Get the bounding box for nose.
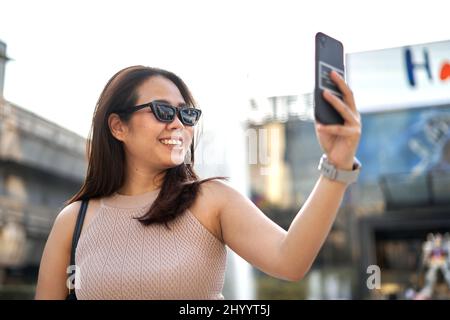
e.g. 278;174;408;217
166;112;185;130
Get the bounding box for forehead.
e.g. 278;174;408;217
136;76;185;105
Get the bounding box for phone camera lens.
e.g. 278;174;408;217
320;36;326;47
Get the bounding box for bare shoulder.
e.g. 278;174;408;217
188;179;239;243
199;179;240;204
197;179;249;218
54;199;102;244
51;201;83;250
55;201;83;227
201;179;249;214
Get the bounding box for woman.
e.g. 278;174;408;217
35;65;361;299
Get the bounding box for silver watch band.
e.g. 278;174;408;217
318;154;361;184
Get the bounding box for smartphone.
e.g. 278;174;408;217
314;32;345;125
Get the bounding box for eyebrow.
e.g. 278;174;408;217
153;99;187;107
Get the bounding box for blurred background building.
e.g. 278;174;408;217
247;39;450;299
0;40;87;298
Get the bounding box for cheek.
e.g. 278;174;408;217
127;121;164;152
132;116;163;137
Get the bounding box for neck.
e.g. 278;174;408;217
117;159;166;196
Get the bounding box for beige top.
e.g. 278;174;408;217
74;188;227;300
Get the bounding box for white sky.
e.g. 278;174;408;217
1;0;450;138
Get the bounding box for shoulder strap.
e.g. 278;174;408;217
70;199;89;268
67;199;89;299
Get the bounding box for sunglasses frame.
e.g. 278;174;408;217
117;101;202;126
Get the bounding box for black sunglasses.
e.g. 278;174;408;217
117;101;202;126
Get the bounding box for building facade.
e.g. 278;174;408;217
247;39;450;299
0;40;87;298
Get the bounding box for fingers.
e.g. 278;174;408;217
329;71;357;112
317;123;360;137
322;89;360;125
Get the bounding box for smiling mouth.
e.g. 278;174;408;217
159;138;184;148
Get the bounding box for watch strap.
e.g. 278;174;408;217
318;154;361;184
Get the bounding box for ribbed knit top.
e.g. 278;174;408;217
74;188;227;300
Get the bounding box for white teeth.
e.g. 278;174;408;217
160;139;182;145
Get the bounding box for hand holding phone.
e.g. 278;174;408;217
314;32;345;125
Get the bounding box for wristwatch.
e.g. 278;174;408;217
318;154;361;185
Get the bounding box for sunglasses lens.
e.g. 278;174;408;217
152;103;200;126
154;104;176;121
180;108;201;126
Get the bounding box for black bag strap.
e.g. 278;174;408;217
67;199;89;298
70;199;89;267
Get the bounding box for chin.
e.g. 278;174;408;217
170;151;188;165
161;156;186;168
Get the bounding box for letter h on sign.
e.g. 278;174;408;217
404;47;433;87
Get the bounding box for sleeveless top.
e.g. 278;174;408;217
74;188;227;300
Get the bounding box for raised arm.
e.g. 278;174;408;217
218;70;361;281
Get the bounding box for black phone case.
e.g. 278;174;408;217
314;32;345;125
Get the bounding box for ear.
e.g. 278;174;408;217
108;113;128;142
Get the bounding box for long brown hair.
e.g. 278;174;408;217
68;65;227;225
